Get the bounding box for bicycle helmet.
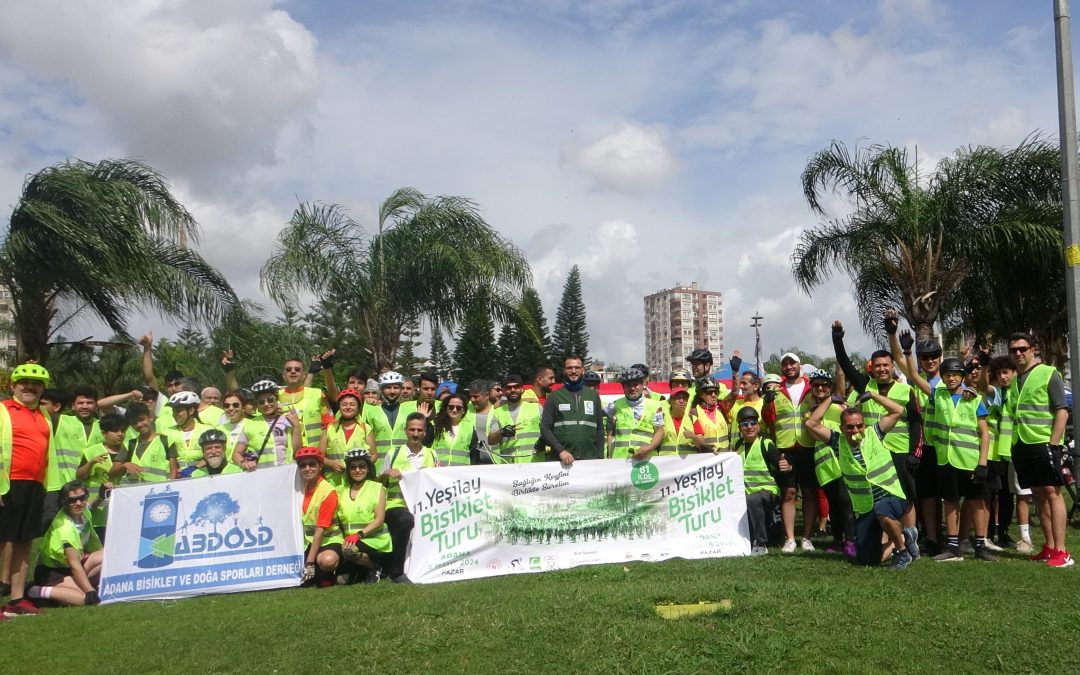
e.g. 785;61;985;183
167;391;200;408
379;371;405;386
10;362;50;384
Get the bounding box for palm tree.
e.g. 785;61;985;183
260;187;532;370
0;159;238;361
792;139;1062;346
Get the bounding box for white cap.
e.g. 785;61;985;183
780;352;801;364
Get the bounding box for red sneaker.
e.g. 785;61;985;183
1047;549;1075;569
1030;545;1054;562
3;599;43;616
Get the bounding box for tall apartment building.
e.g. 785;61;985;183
644;282;723;380
0;284;15;366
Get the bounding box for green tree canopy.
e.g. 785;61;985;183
0;159;237;361
260;188;532;370
550;265;589;365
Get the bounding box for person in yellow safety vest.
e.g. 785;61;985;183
428;394;476;466
728;370;764;448
583;370;603;391
320;389;376;487
336;449;392;585
198;387;225;426
630;363;664;401
379;412;439;583
109;403;179;484
905;356;995;562
276;358;332;449
488;374;545;463
42;386;105;529
838;319;925;555
804;386;912;569
25;480;105;607
234;380;302;470
605;368;664;460
296;446;342;587
75;413;126;542
184;429;243;479
690;378;731;452
220;390;255;461
733;407;789;555
521;365;556;407
686;348;728;402
658;385;709;456
364;371;425;459
981;355;1033;552
1001;332;1073;568
161;391;215;473
797;370;856;557
762;372;813;554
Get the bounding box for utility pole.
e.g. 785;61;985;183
750;312;763;375
1054;0;1080;430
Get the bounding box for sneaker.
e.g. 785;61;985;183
780;539;797;554
997;534;1017;549
824;544;840;553
800;538;815;552
389;574;412;584
981;538;1004;553
750;546;768;556
1047;550;1075;569
974;547;998;562
1030;545;1054;562
363;569;381;585
959;539;974;556
923;540;941;557
0;582;10;598
932;546;964;562
843;540;857;558
903;528;920;561
1016;539;1035;555
889;550;913;570
3;599;43;616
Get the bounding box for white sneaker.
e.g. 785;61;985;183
781;539;797;553
1016;539;1034;554
800;538;815;552
982;538;1004;552
959;540;975;556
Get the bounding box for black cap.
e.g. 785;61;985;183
917;339;943;356
939;357;965;374
687;348;713;363
736;406;760;424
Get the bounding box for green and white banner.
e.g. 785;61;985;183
399;454;750;584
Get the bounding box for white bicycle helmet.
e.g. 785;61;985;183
379;371;405;386
167;391;200;407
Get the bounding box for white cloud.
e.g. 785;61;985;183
564;122;679;194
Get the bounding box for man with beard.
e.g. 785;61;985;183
365;372;421;459
488;374;544;463
186;429;242;478
540;356;605;464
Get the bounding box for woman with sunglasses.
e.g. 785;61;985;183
321;389;376;487
336;449;391;584
733;407;787;555
233;380;302;471
430;394;476;467
26;481;104;606
219;390;254;461
296;446;342;587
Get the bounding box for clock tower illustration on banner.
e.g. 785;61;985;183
137;488;181;569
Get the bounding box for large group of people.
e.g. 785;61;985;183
0;313;1074;616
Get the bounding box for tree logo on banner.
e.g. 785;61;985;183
630;461;659;490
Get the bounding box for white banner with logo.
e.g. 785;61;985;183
99;465;306;603
399;454;750;584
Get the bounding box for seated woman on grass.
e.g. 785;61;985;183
27;481;104;606
336;449;392;584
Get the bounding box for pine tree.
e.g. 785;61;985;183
512;287;552;376
428;325;451;379
453;301;496;386
550;265;589;365
495;323;515;377
397;316;423;375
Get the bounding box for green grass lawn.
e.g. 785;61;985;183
3;537;1079;674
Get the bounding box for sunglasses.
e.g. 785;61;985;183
297;460;320;469
811;382;831;388
843;423;866;431
66;494;89;504
224;402;243;409
348;464;369;471
284;366;303;373
446;405;464;411
919;354;941;360
1008;346;1030;354
739;421;758;427
256;398;277;406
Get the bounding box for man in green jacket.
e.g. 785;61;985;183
540;356;605;464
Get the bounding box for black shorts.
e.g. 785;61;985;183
890;453;917;501
0;480;46;542
783;446;818;490
33;564;71;587
1012;442;1064;489
937;464;992;503
915;445;939;499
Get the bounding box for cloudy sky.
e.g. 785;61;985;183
0;0;1065;370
